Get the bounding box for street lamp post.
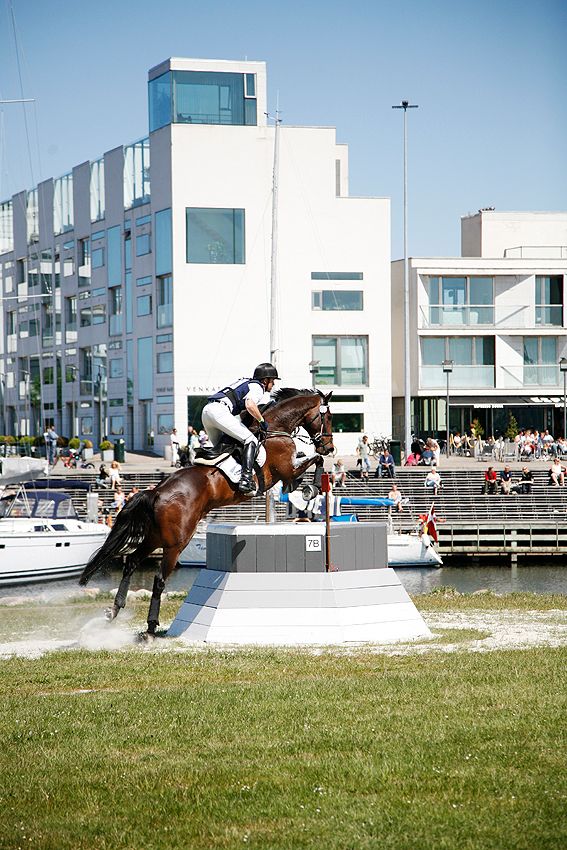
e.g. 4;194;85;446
392;99;418;457
309;360;320;389
560;358;567;440
443;360;453;453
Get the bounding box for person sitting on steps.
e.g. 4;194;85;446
201;363;278;494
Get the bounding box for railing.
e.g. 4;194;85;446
500;364;560;388
157;304;172;328
535;305;563;326
419;304;533;329
421;364;562;390
504;245;567;259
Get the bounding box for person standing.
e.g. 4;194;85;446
170;428;180;466
356;435;372;481
43;425;59;465
187;425;200;465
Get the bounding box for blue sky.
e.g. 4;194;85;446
0;0;565;259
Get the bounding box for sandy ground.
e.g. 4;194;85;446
0;594;566;660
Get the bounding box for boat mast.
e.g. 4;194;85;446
269;101;281;368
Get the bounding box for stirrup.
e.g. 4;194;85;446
238;474;255;494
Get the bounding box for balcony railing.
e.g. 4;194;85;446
421;364;562;390
157;304;173;328
535;305;563;326
420;303;565;329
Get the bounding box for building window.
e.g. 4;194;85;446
81;416;93;435
80;307;92;328
137;337;153;399
136;233;151;256
0;199;13;253
155;208;172;276
157;351;173;373
312;290;363;311
137;294;152;316
312;336;368;386
157;275;172;328
90;159;105;221
78;237;90;267
148;71;172;132
92;304;106;325
311;272;363;281
427;276;494;325
92;247;105;268
124;138;150;208
109;415;124;435
420;336;495;388
523;336;557;385
109;287;123;336
186;208;245;264
333;413;364;433
109;358;124;378
157;413;174;434
535;276;563;326
107;226;121;286
53;173;74;234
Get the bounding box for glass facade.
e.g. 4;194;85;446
107;226;121;286
427;276;494;325
523;336;558;385
149;70;258;132
157;275;172;328
421;336;495;388
124;138;150;208
90;159;105;221
186;208;245;264
137;337;153;399
53;173;74;234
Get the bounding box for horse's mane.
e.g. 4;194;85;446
271;387;319;403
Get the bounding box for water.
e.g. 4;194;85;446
1;562;567;602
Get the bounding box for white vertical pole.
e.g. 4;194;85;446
269;103;281;369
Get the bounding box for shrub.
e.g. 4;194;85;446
4;435;16;445
470;418;484;438
99;440;112;451
68;437;81;450
83;439;93;449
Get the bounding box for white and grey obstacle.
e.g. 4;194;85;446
168;522;431;646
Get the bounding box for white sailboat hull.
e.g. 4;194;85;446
0;520;109;585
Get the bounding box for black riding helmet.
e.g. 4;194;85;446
253;362;279;381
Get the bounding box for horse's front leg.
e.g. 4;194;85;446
289;452;324;490
145;546;179;637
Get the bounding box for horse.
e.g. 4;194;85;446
79;388;334;635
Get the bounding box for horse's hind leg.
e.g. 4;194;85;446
146;547;179;636
105;554;138;621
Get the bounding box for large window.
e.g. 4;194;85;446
107;226;121;286
523;336;557;385
155;208;172;276
136;233;151;256
312;290;363;311
186;208;245;264
0;199;13;253
137;337;153;399
149;70;257;132
53;173;74;234
157;351;173;373
312;336;368;386
427;276;494;325
421;336;495;388
109;287;122;335
157;275;173;328
535;276;563;326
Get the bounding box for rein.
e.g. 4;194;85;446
260;401;331;448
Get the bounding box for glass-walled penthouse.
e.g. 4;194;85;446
149;70;257;131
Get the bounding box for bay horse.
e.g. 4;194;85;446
79;388;334;635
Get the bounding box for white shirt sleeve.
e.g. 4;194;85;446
244;383;265;406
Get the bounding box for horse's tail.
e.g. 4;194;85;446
79;490;156;585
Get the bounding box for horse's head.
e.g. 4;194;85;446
303;391;334;456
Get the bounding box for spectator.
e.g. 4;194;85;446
187;425;200;464
198;429;208;447
356;435;372;481
420;445;434;466
111;485;125;513
331;458;346;488
405;451;421;466
452;432;462;455
515;467;534;495
427;437;441;467
376;448;395;479
126;485;140;502
388;483;403;513
499;465;513;495
170;428;180;466
482;466;498;495
424;466;441;496
43;424;59;465
96;463;111;489
109;460;122;490
549;461;566;487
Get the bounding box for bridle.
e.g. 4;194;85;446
258;400;333;451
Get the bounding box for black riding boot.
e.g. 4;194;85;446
238;442;257;494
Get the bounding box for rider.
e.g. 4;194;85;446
201;363;279;494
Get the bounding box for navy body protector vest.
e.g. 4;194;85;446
208;379;262;416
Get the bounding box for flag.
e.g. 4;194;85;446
425;503;438;543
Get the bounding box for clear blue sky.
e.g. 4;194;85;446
1;0;565;259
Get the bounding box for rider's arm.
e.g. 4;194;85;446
244;397;265;424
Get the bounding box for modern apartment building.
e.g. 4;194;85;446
392;211;567;439
0;57;391;456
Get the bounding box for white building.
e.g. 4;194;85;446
392;210;567;439
0;57;391;456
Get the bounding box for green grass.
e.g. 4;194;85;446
1;647;566;850
414;590;567;611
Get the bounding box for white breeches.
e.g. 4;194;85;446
201;401;257;448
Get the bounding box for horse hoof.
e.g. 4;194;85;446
139;631;155;643
104;605;119;622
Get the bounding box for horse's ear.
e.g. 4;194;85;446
323;391;333;404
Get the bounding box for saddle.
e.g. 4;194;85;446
194;439;240;467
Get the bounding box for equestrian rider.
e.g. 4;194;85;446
201;363;279;493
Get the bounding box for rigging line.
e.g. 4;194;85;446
9;0;36;190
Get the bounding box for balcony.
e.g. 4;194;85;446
420;365;495;389
420;364;561;391
420;304;533;329
535;305;563;327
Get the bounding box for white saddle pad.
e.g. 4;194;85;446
198;445;267;485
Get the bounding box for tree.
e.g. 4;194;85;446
505;414;519;440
